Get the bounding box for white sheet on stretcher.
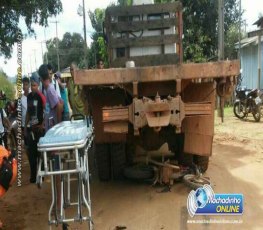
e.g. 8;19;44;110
38;120;92;148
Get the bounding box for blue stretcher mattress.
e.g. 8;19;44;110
38;120;92;148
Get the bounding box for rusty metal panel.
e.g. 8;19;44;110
184;102;212;116
88;88;127;144
182;82;215;156
103;121;128;133
102;106;129;122
184;134;213;156
133;99;148;129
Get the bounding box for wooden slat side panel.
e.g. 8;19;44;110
74;60;240;85
108;18;178;33
109;34;179;48
106;2;182;17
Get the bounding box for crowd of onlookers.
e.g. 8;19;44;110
22;62;85;183
0;60;104;228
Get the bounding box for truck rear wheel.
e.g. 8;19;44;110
194;156;209;173
96;144;111;181
111;143;126;180
173;134;193;167
178;152;193;167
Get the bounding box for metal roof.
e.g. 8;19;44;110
235;36;263;49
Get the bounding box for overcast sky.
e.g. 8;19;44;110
0;0;262;77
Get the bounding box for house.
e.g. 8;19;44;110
238;17;263;89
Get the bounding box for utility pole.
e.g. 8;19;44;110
50;20;60;71
29;55;32;74
218;0;224;60
78;0;88;68
33;49;37;71
40;41;44;63
238;0;241;59
44;28;49;64
83;0;87;47
217;0;225;120
83;0;88;68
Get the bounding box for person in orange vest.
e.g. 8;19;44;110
0;145;17;228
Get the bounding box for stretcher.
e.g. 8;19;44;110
37;117;94;229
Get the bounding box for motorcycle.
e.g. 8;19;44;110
233;86;261;122
0;91;17;150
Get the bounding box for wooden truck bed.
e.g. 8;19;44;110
74;61;240;85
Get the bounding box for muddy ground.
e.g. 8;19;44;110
0;108;263;230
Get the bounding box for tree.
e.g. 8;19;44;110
0;0;63;58
225;23;240;60
154;0;241;62
88;8;108;68
45;32;88;71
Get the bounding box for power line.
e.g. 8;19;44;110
50;20;60;71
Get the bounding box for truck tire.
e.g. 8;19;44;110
173;133;194;167
124;165;154;180
96;144;111;181
194;156;209;173
178;153;193;167
126;143;135;166
110;143;126;180
252;105;261;122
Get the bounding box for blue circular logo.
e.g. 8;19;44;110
195;188;208;208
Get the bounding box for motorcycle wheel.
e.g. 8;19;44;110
233;101;246;119
260;105;263;117
252;105;261;122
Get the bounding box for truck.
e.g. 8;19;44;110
74;1;240;181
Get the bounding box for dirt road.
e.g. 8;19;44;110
1;108;263;230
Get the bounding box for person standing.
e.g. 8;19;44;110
97;59;104;69
39;63;61;98
24;72;45;183
55;72;70;121
47;64;61;98
22;77;30;148
38;64;63;209
39;65;63;129
67;62;85;115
